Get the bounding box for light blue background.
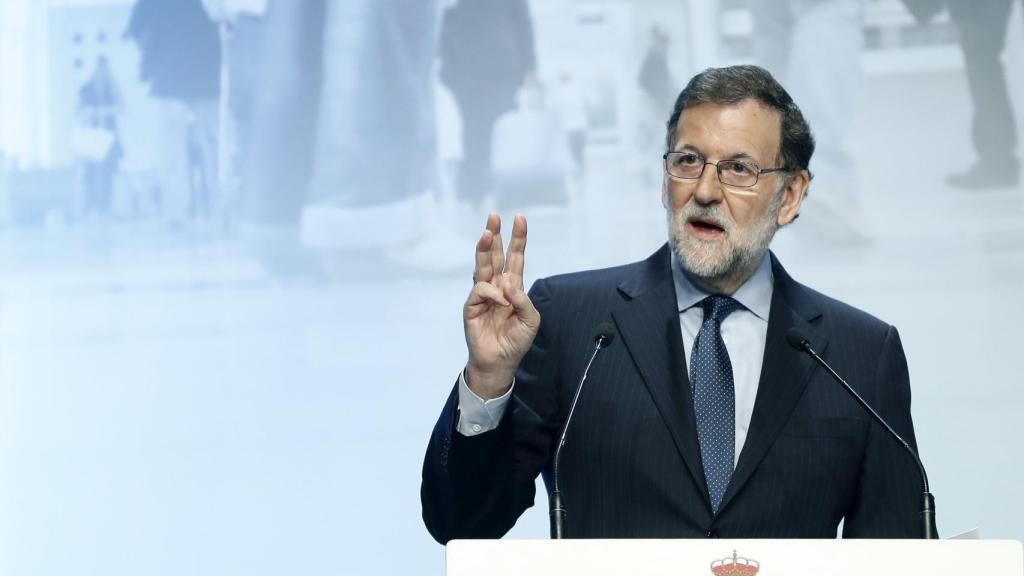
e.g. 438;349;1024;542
1;1;1022;574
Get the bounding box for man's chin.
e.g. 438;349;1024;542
673;241;735;282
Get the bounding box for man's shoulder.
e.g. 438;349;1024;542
530;245;668;302
538;261;640;291
777;264;894;335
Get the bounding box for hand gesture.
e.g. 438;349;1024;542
464;213;540;399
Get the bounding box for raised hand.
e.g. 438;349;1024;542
464;213;540;400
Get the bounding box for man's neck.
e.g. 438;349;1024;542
683;258;763;296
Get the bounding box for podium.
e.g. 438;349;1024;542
447;539;1023;575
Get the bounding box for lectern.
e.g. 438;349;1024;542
447;539;1023;575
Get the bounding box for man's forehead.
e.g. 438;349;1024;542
672;99;782;157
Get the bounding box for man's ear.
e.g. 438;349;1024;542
778;170;809;226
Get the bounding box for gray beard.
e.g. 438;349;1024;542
667;191;783;293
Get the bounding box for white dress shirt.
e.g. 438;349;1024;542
671;251;773;465
457;251;776;466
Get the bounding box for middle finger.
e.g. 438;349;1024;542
487;213;505;285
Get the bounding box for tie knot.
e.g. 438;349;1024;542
701;295;743;323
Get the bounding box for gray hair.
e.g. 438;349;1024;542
665;65;815;174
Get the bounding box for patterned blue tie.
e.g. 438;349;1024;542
690;295;743;514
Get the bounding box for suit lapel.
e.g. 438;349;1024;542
612;245;708;497
717;254;828;514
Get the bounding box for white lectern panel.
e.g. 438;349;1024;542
448;539;1023;576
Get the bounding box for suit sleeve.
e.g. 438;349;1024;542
421;279;561;544
842;325;929;538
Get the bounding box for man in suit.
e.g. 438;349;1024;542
421;65;925;542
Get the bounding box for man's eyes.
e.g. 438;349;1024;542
675;153;702;165
722;161;755;175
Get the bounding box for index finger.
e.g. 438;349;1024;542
474;213;502;283
504;214;528;289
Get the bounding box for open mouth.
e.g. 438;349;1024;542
687;217;726;236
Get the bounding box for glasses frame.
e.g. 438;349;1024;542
662;152;788;189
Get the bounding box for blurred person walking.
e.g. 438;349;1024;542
945;0;1023;189
202;0;327;276
637;25;676;185
126;0;221;225
439;0;537;210
301;0;440;260
76;56;123;217
207;0;325;229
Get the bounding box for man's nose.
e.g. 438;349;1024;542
692;163;725;205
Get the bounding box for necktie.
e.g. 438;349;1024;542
690;295;743;514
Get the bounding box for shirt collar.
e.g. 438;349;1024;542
670;249;774;321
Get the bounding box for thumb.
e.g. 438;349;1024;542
504;279;540;329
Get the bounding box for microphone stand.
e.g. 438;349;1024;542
788;330;937;539
550;331;612;539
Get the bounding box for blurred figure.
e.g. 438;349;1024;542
213;0;325;227
125;0;220;224
197;1;326;277
751;0;865;218
551;70;588;182
301;0;439;254
638;26;675;115
76;56;123;217
943;0;1023;189
637;25;676;184
439;0;537;209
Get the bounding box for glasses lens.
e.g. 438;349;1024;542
718;160;758;187
666;152;704;179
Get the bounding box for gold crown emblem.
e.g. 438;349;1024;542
710;550;760;576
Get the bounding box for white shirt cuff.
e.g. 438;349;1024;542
456;370;513;436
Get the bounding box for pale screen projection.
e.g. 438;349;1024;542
0;0;1022;574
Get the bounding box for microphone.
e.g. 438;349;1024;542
785;327;938;539
550;322;616;539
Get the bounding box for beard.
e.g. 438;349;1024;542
667;189;784;290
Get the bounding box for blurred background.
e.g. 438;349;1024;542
0;0;1022;574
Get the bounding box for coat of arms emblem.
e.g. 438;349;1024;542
710;550;760;576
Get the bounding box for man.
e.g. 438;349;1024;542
421;65;925;541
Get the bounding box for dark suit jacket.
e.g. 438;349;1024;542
422;245;924;542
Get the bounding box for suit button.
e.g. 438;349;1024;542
706;530;719;538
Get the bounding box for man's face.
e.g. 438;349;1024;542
663;99;806;290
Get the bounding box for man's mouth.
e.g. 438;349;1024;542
687;217;726;238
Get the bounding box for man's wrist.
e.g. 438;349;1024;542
464;364;514;400
457;370;514;436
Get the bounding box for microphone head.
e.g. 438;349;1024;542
594;322;617;348
785;328;810;351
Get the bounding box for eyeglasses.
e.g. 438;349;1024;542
663;151;788;188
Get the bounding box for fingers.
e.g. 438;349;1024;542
473;213;529;289
473;229;494;284
485;212;500;236
466;280;510;313
504;214;528;290
473;213;503;285
487;213;505;285
503;276;540;329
